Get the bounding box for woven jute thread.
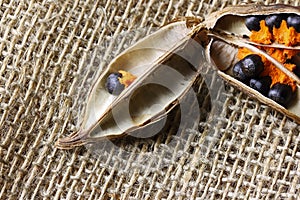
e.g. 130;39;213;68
0;0;300;199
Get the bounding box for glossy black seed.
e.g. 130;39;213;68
232;61;249;83
268;83;293;107
249;76;272;96
265;14;285;30
105;72;124;95
245;16;264;31
241;54;264;77
287;15;300;32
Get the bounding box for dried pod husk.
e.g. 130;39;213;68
56;20;205;149
203;4;300;123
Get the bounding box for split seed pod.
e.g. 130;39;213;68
56;20;205;149
56;4;300;149
202;4;300;123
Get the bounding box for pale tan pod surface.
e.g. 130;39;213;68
83;21;191;130
55;20;206;148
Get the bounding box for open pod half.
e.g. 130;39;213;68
56;21;206;149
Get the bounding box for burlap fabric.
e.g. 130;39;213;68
1;0;300;199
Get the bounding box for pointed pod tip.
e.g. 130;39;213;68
55;134;88;150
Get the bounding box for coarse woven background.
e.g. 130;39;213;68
1;0;300;199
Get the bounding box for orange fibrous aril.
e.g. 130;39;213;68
118;70;137;87
239;18;300;92
273;20;300;46
250;20;273;45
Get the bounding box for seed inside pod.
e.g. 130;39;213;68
293;62;300;77
287;15;300;32
245;16;264;32
241;54;264;77
249;76;272;96
232;54;264;83
106;72;124;95
232;60;250;83
105;70;136;95
268;83;293;107
265;14;286;30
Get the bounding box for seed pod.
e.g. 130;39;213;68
56;20;205;149
204;4;300;122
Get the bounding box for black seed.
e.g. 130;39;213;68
245;16;264;31
232;61;249;83
265;14;285;30
293;64;300;77
105;72;125;95
249;76;272;96
241;54;264;78
287;15;300;32
268;83;293;107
